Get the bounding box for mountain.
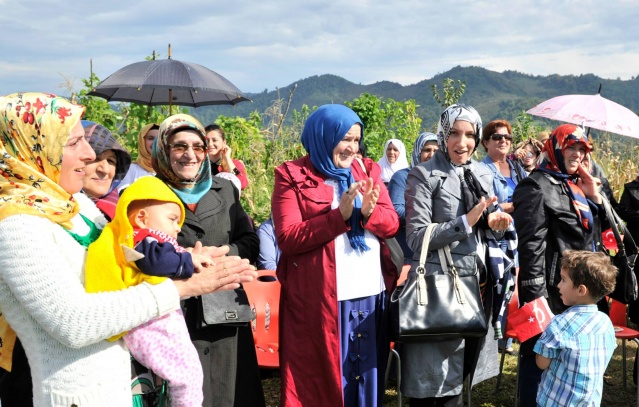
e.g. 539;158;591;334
190;66;639;129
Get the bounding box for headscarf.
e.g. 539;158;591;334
515;137;544;172
85;176;185;341
301;104;369;252
81;120;132;198
152;114;211;204
437;103;482;164
377;138;409;182
136;123;159;173
411;132;438;167
0;92;84;229
437;104;491;214
537;123;593;230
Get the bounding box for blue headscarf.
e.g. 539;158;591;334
301;104;369;252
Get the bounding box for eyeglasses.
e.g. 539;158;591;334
169;143;206;155
489;134;513;141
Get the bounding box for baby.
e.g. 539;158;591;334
86;176;211;407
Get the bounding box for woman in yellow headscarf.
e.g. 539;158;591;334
0;92;256;407
117;122;160;192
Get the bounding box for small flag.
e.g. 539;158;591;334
508;296;554;342
601;228;620;253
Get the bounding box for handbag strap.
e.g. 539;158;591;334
438;246;466;304
416;223;438;305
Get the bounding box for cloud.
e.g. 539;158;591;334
1;0;638;96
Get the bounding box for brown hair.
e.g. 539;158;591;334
481;120;512;151
561;250;618;301
204;124;226;141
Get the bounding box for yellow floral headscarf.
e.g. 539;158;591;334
0;92;84;228
85;176;186;340
136;123;160;173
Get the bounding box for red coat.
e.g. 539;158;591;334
272;156;399;407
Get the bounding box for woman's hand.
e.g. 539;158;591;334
360;177;380;219
466;196;497;227
575;164;603;204
173;255;257;298
487;211;513;232
339;181;366;220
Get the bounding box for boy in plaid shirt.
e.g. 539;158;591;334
534;250;618;406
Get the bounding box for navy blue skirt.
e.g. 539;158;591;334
338;290;388;407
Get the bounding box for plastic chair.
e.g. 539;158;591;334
494;283;521;406
242;269;281;368
608;298;639;393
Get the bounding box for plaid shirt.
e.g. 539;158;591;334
534;304;616;406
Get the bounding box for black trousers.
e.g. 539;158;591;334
0;338;33;407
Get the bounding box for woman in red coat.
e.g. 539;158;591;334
272;104;400;407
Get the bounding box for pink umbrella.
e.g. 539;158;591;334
526;92;639;139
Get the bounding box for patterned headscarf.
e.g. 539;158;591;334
0;92;84;228
411;132;438;167
82;120;132;198
301;104;369;252
136;123;160;173
377;138;409;183
437;104;483;164
152;114;211;204
537;124;593;230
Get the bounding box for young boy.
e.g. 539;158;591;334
534;250;618;406
85;176;211;407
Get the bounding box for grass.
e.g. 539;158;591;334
260;339;638;406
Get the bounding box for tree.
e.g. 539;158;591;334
432;78;466;110
346;93;421;160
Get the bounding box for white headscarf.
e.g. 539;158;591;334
377;138;409;182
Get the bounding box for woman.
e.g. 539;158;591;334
153;114;264;407
118;123;159;192
378;138;409;184
480;120;527;213
403;104;512;407
513;137;543;175
81;121;131;219
205;124;249;190
512;123;605;407
0;93;256;407
272;104;399;407
388;132;439;262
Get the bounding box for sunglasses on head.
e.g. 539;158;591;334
489;134;513;141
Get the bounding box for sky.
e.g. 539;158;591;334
1;0;639;97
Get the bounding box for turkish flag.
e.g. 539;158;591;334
508;297;554;342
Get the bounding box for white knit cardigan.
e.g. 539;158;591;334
0;194;180;407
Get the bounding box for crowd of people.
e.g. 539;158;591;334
0;91;636;407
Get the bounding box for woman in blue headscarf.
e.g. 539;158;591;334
272;104;400;407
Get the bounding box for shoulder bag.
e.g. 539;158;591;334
197;288;255;328
389;223;488;342
601;196;638;304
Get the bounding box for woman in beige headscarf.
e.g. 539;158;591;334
118;123;159;192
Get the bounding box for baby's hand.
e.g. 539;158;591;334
191;253;212;273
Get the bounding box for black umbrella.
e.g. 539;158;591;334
88;48;250;109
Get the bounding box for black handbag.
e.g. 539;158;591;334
197;288;254;328
601;196;638;304
389;223;488;342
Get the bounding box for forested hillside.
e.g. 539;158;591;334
192;65;639;129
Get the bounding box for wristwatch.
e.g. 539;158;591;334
232;167;241;175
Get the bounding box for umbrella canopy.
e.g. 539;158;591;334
526;93;639;139
88;58;250;107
